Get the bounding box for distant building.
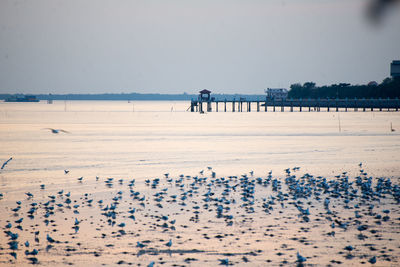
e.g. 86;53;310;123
391;60;400;78
264;88;288;100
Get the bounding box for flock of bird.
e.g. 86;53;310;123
0;163;399;266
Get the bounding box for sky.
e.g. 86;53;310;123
0;0;399;94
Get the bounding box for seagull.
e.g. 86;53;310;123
25;249;38;255
46;234;55;243
27;257;38;264
8;240;18;249
218;258;230;265
136;241;146;248
1;157;13;170
165;239;172;247
64;170;69;174
369;256;377;264
344;245;354;251
297;252;307;263
7;232;19;240
128;208;136;214
43;128;70;134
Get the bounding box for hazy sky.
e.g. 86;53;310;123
0;0;399;94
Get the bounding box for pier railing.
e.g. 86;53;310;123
190;98;400;112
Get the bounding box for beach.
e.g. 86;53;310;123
0;101;399;266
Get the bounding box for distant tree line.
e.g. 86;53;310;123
288;77;400;99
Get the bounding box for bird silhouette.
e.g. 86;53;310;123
1;157;12;169
136;241;146;248
46;234;55;243
1;157;13;170
369;256;377;264
297;252;307;263
43;128;70;134
218;258;229;265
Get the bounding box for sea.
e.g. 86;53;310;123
0;100;399;266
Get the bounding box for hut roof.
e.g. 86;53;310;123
199;89;211;94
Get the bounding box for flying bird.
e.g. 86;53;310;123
1;157;13;170
43;128;70;134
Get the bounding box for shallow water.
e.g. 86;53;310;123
0;101;399;266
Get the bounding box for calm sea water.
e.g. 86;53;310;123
1;100;399;187
0;100;400;266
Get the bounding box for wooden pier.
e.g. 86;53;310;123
190;98;400;112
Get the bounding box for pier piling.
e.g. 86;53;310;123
190;98;400;113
